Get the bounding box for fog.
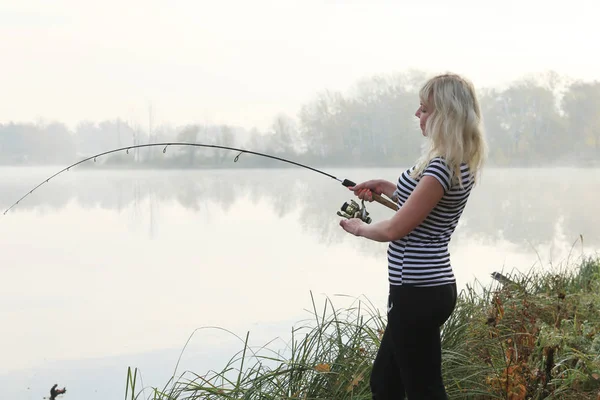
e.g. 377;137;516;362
1;70;599;169
2;0;600;399
1;167;598;400
1;0;600;170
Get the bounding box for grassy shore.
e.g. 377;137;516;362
126;256;600;399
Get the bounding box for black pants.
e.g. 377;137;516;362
370;283;457;400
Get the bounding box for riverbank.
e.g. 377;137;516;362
126;256;600;399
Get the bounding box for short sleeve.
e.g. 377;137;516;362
422;157;452;193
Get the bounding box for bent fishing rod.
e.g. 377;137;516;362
2;142;399;219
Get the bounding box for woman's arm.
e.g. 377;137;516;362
375;179;397;199
340;176;444;242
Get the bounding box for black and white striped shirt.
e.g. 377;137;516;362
388;157;474;287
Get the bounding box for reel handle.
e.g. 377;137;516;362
342;179;399;211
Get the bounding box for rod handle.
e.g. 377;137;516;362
372;193;399;211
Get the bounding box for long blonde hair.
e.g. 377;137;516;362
410;73;487;187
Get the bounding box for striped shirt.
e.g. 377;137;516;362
388;157;474;287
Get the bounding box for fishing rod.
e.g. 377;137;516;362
2;142;399;220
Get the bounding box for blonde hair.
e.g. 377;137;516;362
410;73;487;187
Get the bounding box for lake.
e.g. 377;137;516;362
1;166;599;399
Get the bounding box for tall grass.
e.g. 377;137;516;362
126;256;600;399
441;255;600;399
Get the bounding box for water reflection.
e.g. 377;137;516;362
1;166;599;400
1;166;599;251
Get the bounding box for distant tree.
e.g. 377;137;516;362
298;90;346;159
298;72;425;166
265;114;298;155
176;124;201;165
562;80;600;159
40;121;76;163
480;78;566;165
0;122;35;163
214;124;236;164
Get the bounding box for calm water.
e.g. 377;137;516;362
1;166;599;399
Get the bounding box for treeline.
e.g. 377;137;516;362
1;70;599;167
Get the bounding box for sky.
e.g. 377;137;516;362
1;0;599;132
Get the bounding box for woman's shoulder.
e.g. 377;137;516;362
427;157;471;174
424;157;474;191
424;157;453;177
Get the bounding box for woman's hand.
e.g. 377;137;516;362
348;179;397;202
348;180;382;202
339;218;365;236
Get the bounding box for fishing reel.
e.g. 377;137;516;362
337;199;372;224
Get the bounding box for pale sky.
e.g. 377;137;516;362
1;0;598;131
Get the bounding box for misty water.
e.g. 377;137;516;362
1;166;599;399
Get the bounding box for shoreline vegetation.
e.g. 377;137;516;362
125;254;600;399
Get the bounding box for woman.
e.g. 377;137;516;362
339;73;487;399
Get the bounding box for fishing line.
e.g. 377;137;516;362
2;142;398;216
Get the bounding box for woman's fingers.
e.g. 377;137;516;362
349;181;376;201
357;188;373;201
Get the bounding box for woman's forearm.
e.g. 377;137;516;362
357;219;394;242
377;180;397;199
